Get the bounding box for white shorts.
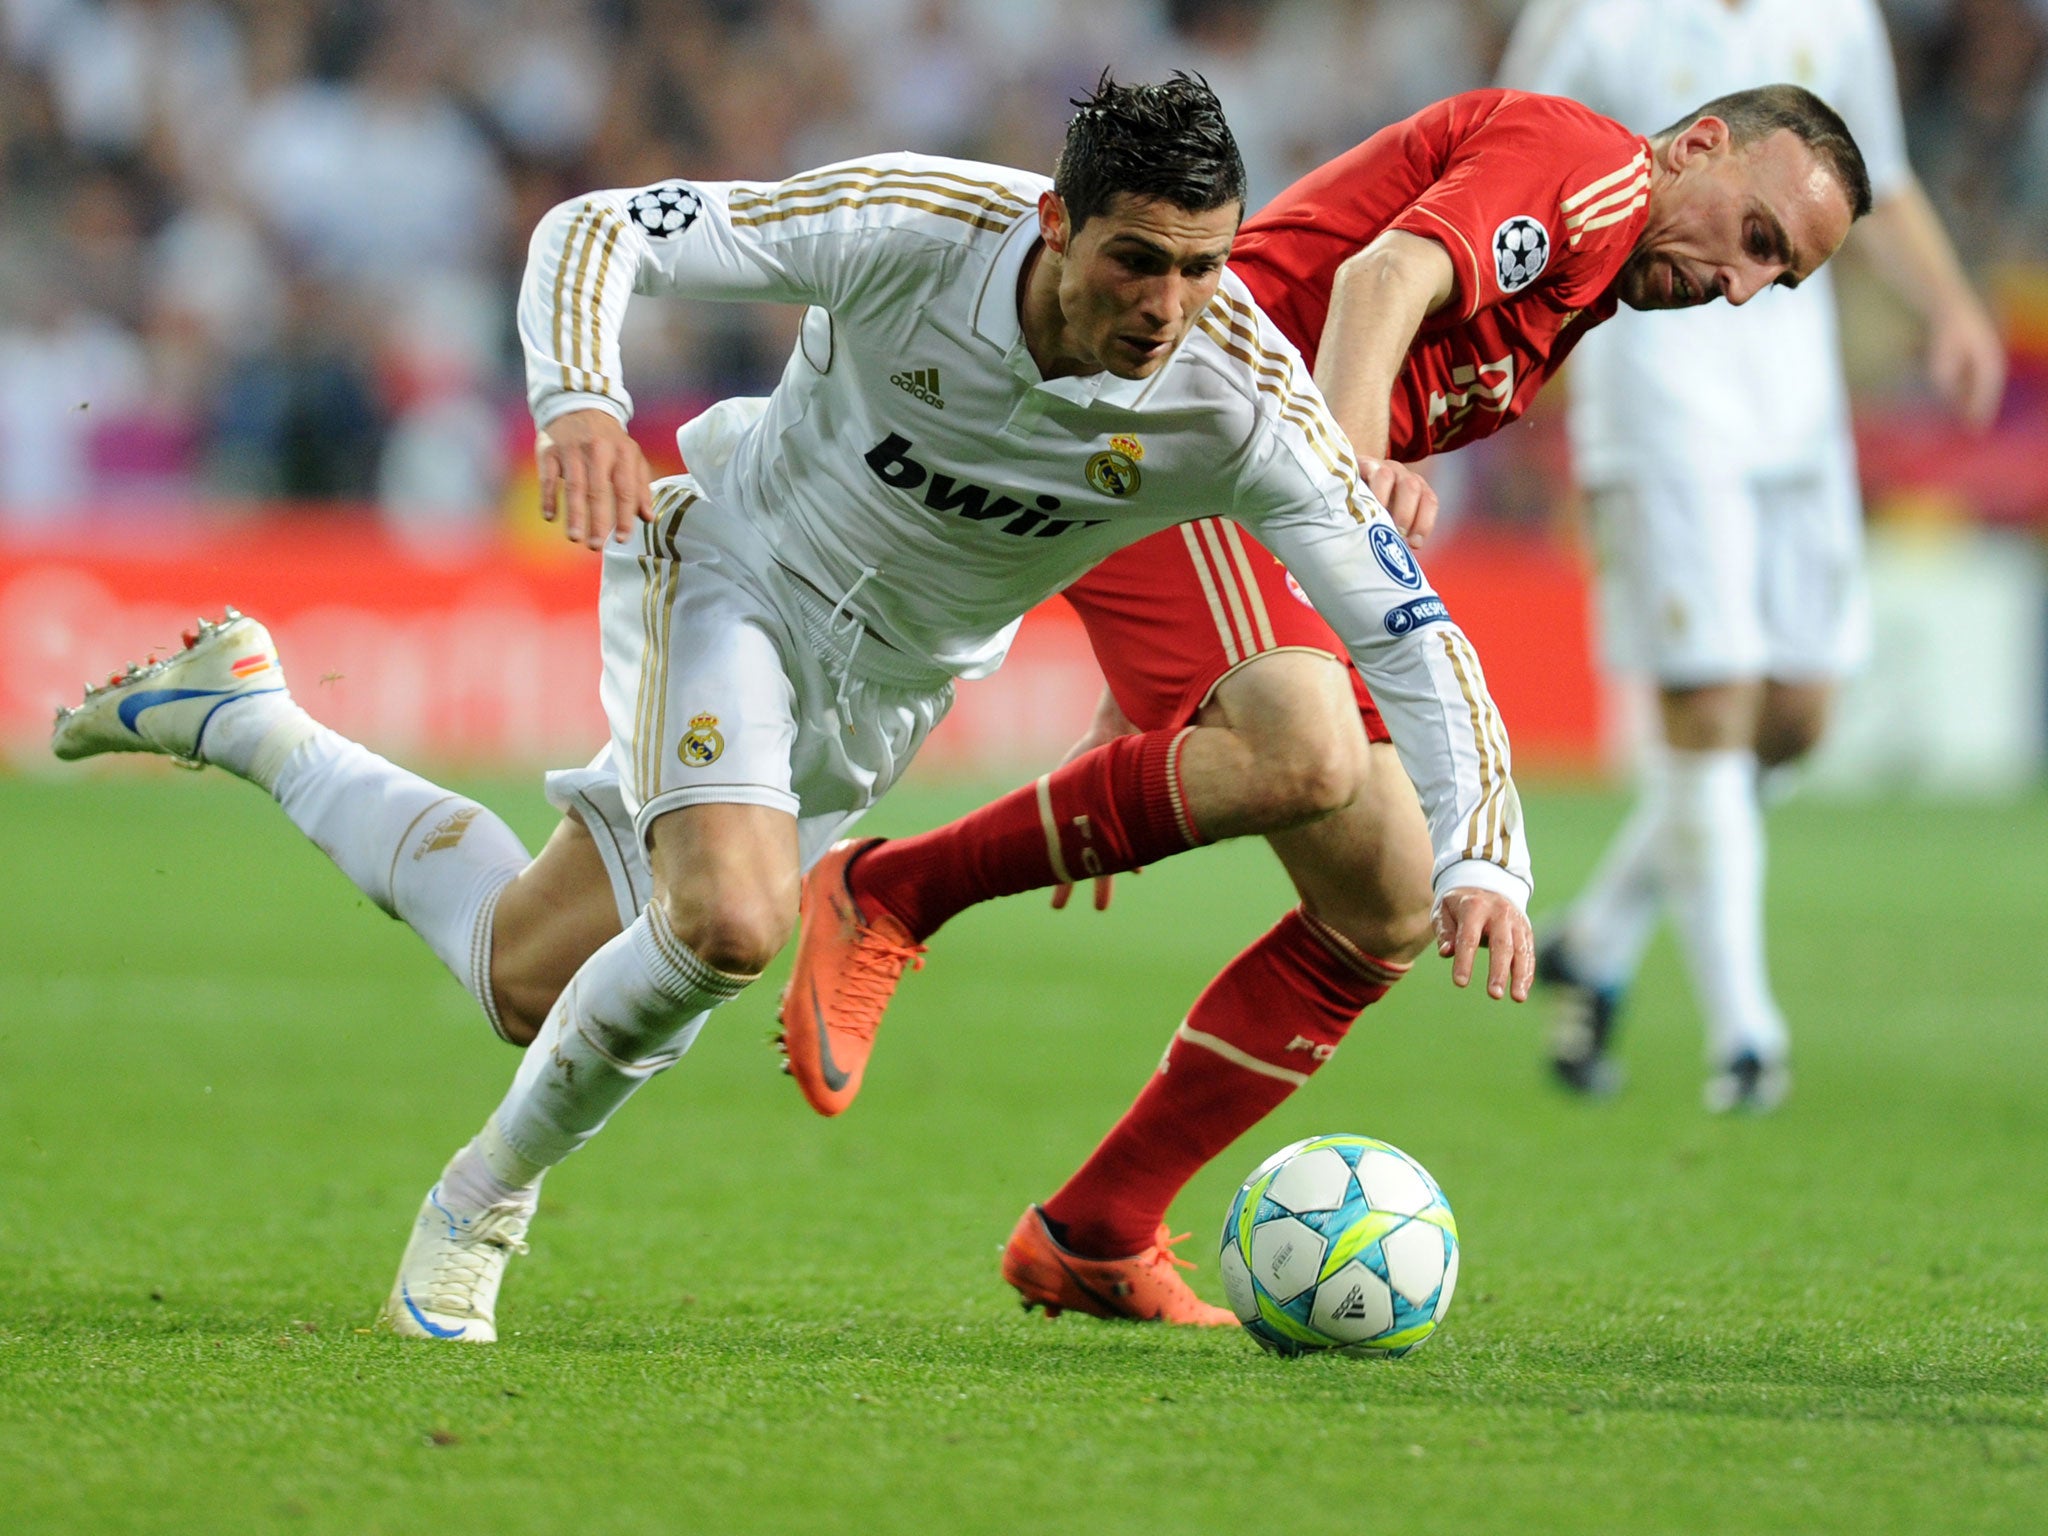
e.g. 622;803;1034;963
1589;440;1870;687
546;476;954;925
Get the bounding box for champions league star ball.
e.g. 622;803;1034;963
1492;214;1549;291
1220;1134;1459;1357
627;183;703;238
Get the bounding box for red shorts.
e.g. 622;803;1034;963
1062;520;1391;742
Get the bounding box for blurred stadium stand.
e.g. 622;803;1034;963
2;0;2043;781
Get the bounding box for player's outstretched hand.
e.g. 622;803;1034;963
537;409;656;550
1433;886;1534;1002
1358;457;1438;549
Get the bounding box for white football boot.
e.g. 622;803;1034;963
380;1183;536;1343
1703;1052;1792;1115
50;609;294;769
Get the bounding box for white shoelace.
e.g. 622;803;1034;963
423;1209;530;1313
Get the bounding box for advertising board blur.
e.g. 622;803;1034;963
1;515;1607;777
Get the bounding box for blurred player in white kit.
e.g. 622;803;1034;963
1502;0;2006;1109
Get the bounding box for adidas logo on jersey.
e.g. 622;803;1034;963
890;367;944;408
864;433;1109;539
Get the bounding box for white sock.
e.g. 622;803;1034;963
438;1118;546;1213
1659;748;1788;1066
267;730;531;1030
1757;760;1804;810
481;909;754;1180
196;692;320;792
1558;757;1665;991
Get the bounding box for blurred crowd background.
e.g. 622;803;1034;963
3;0;2047;532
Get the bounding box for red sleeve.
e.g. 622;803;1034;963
1386;95;1649;321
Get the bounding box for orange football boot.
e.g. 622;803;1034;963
1001;1205;1237;1326
777;839;925;1116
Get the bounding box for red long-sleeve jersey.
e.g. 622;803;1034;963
1232;89;1652;458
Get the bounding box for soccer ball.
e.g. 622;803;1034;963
1220;1134;1459;1357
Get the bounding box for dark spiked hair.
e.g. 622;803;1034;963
1054;69;1247;232
1658;83;1874;219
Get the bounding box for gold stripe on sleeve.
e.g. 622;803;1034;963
1465;632;1515;867
730;169;1030;225
1197;301;1377;523
583;212;627;397
564;209;607;391
1438;629;1499;863
733;191;1019;234
728;167;1029;232
552;206;593;392
751;162;1035;205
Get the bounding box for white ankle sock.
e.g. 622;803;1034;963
1659;748;1787;1065
440;1118;545;1213
269;730;531;1026
489;909;754;1174
196;692;320;792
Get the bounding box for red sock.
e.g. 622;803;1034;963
1041;909;1409;1259
850;727;1203;941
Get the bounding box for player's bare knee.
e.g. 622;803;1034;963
644;803;799;976
1756;688;1830;768
1307;882;1432;967
1261;722;1368;824
654;894;788;979
1371;896;1435;965
1756;720;1820;770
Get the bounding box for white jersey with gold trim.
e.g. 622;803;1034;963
1502;0;1911;479
518;153;1529;904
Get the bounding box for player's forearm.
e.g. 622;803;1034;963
1854;179;2006;425
1365;646;1532;908
1854;180;1987;327
1313;233;1456;459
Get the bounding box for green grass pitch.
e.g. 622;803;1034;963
3;769;2045;1534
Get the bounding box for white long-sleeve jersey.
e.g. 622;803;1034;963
1502;0;1912;479
518;154;1529;906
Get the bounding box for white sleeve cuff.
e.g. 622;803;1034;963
1431;859;1532;914
534;391;629;431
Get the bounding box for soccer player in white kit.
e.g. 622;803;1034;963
1502;2;2005;1109
52;75;1533;1340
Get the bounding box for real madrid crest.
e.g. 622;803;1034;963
1085;433;1144;498
680;712;725;767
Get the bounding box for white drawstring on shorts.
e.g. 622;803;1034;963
826;565;879;728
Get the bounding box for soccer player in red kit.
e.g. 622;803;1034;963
781;84;1871;1323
